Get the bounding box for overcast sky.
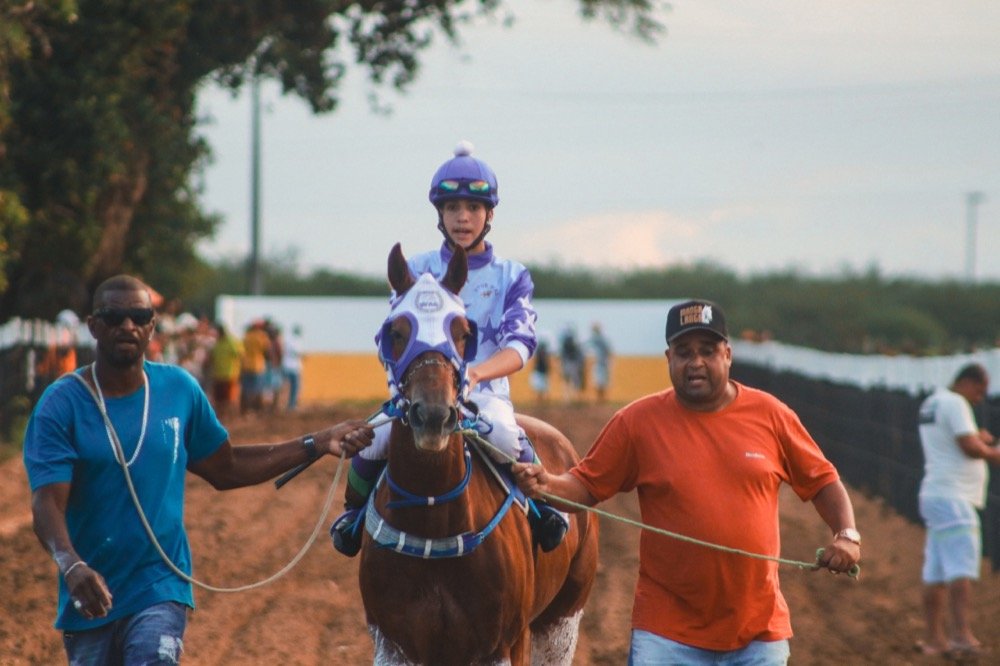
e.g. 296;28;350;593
194;0;1000;283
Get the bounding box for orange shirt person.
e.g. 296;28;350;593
514;299;861;665
239;320;270;413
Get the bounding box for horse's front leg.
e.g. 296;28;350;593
369;625;416;666
529;609;582;666
508;627;531;666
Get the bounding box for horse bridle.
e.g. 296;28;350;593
377;272;479;427
394;355;466;428
398;356;460;392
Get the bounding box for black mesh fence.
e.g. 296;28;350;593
732;361;1000;572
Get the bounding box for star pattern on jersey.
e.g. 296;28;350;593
511;296;537;337
479;317;502;347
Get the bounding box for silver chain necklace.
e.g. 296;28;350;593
91;362;149;467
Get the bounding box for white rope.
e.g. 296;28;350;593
463;429;860;578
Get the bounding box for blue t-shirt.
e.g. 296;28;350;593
23;361;228;630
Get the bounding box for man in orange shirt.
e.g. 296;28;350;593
514;299;861;665
239;320;270;414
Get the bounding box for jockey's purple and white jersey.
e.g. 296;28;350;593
407;241;537;402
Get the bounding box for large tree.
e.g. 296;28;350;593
0;0;77;299
0;0;662;321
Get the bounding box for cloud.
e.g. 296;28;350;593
510;210;710;269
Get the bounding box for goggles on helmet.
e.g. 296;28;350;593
436;179;492;196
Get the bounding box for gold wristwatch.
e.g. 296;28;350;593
834;528;861;545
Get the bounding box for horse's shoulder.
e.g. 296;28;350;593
514;413;580;469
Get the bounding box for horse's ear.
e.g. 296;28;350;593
388;243;414;294
441;245;468;295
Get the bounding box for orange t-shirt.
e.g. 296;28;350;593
569;382;839;651
241;328;270;374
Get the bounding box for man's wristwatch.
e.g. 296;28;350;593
834;528;861;545
302;435;318;461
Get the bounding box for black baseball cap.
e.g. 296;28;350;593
665;299;729;344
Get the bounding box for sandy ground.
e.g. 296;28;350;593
2;402;999;665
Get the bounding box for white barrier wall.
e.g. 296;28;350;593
4;298;996;399
215;295;684;355
217;295;1000;398
732;340;1000;397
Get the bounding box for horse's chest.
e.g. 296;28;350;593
361;553;531;662
365;559;525;623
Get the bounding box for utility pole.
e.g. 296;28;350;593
965;191;985;283
248;73;263;295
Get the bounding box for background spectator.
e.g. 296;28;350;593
263;319;284;412
916;363;997;658
207;322;243;419
559;325;584;403
282;324;304;411
240;319;270;415
588;322;613;402
530;338;552;403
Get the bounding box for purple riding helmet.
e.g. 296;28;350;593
428;140;500;209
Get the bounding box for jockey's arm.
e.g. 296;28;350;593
512;463;598;513
468;347;525;390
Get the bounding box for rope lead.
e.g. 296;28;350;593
463;429;861;580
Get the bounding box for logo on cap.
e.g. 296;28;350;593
680;304;714;327
666;299;728;343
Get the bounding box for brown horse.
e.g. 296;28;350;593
357;243;599;665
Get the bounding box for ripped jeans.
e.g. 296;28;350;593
63;601;187;665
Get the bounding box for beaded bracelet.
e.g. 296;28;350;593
63;560;87;577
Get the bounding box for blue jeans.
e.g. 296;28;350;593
629;629;790;665
63;601;188;665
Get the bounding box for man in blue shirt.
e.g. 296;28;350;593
24;274;373;665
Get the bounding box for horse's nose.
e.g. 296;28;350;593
407;401;458;434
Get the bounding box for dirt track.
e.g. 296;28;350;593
3;402;999;665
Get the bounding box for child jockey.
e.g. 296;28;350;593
330;141;569;556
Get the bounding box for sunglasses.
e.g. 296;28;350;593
93;307;155;327
437;179;491;194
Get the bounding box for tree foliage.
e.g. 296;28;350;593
0;0;664;321
0;0;77;297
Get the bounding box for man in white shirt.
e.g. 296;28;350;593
916;363;998;658
282;325;304;411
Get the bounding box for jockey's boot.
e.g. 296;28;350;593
528;500;570;553
330;457;386;557
516;442;570;553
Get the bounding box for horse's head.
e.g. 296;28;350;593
378;243;477;452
